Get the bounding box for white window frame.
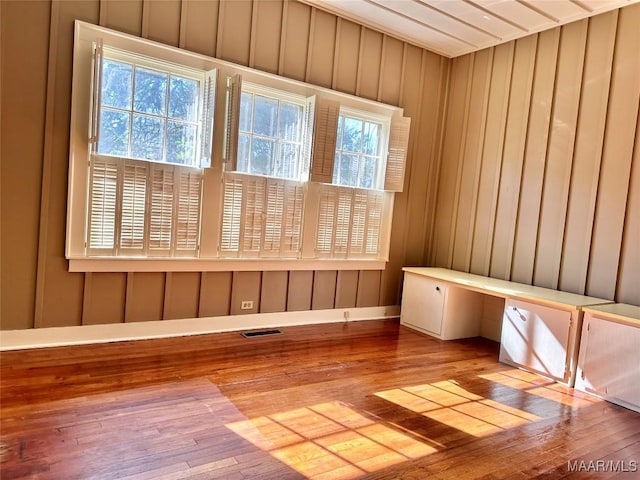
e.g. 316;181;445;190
67;21;408;273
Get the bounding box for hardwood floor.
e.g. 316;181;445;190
1;319;638;479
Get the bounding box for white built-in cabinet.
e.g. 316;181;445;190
575;304;640;413
400;268;610;385
499;299;577;384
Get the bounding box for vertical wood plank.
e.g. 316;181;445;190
470;42;514;276
357;28;383;100
1;0;50;329
490;35;537;280
305;8;336;88
312;270;337;310
99;0;143;35
250;0;282;74
199;272;232;317
586;5;640;299
379;36;403;106
335;271;358;308
260;271;288;313
125;273;165;322
356;270;381;308
179;0;219;57
142;0;181;46
215;0;252;65
533;20;588;289
230;271;261;315
510;28;560;285
451;49;493;272
433;54;473;268
332;18;360;95
280;0;311;81
558;11;617;294
164;272;200;320
287;271;313;311
616;117;640;305
82;273;126;325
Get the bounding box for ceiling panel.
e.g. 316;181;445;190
299;0;638;57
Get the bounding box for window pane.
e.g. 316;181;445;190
169;76;198;121
253;96;277;136
134;67;167;115
250;137;275;176
276;143;299;179
98;109;130;156
363;122;380;156
239;92;253;132
101;59;132;110
341;117;363;153
167;121;196;165
339;154;359;187
360;156;376;189
132;114;164;161
238;133;250;172
278;102;302;141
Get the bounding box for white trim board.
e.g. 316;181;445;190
0;306;400;351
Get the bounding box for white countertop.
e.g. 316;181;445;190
402;267;612;310
582;303;640;327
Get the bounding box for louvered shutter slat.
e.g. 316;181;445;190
149;166;174;252
282;183;304;255
350;190;367;255
220;176;243;254
384;116;411;192
310;98;340;183
224;74;242;170
199;69;216;168
263;180;285;254
316;187;337;255
242;177;265;255
176;170;202;253
88;157;118;251
120;162;147;251
365;191;383;255
334;188;352;256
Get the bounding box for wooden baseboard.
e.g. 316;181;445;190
0;306;400;351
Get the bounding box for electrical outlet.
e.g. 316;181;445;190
240;300;254;310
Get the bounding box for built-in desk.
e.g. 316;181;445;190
575;303;640;413
400;267;611;385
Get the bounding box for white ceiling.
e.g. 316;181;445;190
299;0;638;57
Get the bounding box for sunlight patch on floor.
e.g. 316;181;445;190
375;379;542;437
226;401;437;479
479;369;602;408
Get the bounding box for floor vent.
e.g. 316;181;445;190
241;329;283;338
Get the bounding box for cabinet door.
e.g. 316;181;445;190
499;299;572;382
579;316;640;410
400;274;446;337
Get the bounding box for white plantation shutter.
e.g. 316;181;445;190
119;162;148;252
384;116;411;192
88;157;118;253
301;96;316;180
220;173;304;258
220;176;243;253
89;39;103;149
148;166;175;254
282;182;304;255
263;181;284;254
242;177;265;256
224;74;242;170
199;69;217;168
310;97;340;183
175;169;202;254
315;185;384;258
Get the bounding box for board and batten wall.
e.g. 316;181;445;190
0;0;448;330
432;4;640;306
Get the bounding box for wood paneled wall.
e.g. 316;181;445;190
0;0;448;329
432;5;640;305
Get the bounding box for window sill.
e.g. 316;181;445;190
68;257;387;273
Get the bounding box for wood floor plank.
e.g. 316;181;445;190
1;320;638;479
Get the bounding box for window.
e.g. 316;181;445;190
333;111;387;189
95;46;215;168
237;83;306;180
67;22;410;271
